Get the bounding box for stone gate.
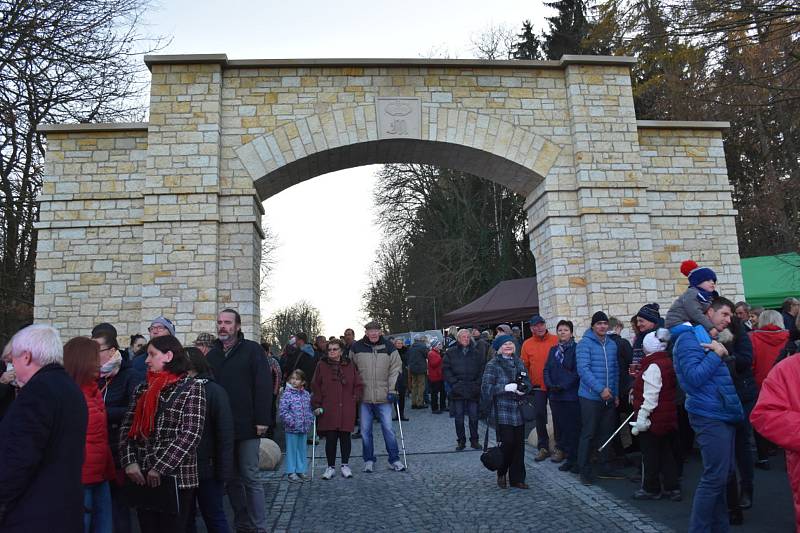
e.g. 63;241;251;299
36;54;744;341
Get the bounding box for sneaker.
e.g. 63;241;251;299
321;467;335;480
534;448;551;462
632;489;662;500
390;460;406;472
666;489;683;502
550;449;566;463
363;461;374;473
287;473;302;483
297;473;308;481
340;464;353;478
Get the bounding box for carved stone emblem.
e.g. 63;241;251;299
376;97;421;139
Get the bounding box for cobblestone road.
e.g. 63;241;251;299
255;408;673;533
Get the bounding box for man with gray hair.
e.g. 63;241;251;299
0;325;88;533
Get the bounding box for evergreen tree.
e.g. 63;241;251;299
542;0;595;60
511;20;542;60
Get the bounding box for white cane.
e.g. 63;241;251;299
311;416;317;481
598;411;635;452
395;401;408;470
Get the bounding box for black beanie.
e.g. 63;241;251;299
591;311;609;326
636;303;661;325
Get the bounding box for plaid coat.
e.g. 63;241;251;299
481;354;532;427
119;375;206;489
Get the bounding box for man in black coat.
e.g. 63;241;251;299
207;309;271;533
407;335;429;409
0;324;88;533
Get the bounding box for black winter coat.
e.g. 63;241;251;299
407;342;428;374
0;364;88;533
280;347;317;389
396;346;408;391
99;358;143;467
195;374;235;481
610;333;634;410
0;360;15;422
443;342;485;400
728;326;758;405
208;334;272;441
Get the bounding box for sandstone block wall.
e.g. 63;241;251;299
35;55;744;341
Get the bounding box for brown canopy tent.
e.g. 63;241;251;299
441;277;539;326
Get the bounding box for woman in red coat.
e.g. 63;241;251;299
750;354;800;532
428;340;445;414
311;338;363;480
63;337;116;533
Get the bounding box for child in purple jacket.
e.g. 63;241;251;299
279;369;314;482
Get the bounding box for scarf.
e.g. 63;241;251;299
556;339;575;365
128;371;182;440
99;351;123;379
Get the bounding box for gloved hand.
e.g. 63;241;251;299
313;408;324;416
504;383;518;393
630;410;651;435
387;393;398;404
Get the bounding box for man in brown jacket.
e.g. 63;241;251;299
350;321;404;473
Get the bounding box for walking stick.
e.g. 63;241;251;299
395;401;408;470
311;416;317;481
598;411;635;453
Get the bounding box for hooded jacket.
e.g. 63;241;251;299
278;384;314;434
80;382;116;485
194;374;234;482
311;357;364;432
407;341;428;375
350;336;401;404
672;323;743;423
750;355;800;531
750;324;790;388
576;329;619;402
443;341;485;401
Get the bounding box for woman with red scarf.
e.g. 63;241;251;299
63;337;116;533
119;335;206;532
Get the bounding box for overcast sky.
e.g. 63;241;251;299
144;0;548;336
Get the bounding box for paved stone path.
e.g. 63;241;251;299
254;409;674;533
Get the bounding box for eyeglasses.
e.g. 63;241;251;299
98;346;114;353
327;347;341;352
148;325;167;333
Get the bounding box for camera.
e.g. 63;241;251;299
515;370;530;395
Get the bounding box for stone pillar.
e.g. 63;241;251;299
142;62;223;342
562;63;658;322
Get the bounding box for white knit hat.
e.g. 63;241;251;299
643;331;667;354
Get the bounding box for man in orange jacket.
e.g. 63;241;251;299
521;315;559;461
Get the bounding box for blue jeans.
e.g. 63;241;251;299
360;402;400;464
228;438;268;532
284;432;308;474
688;413;736;533
450;399;479;442
83;481;112;533
187;478;230;533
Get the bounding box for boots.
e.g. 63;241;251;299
470;438;481;450
739;488;752;510
456;439;466;451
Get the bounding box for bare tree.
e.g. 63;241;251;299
0;0;164;340
470;23;516;60
261;301;323;350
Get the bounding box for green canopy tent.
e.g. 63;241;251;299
740;253;800;308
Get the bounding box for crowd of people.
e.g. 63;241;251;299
0;259;799;532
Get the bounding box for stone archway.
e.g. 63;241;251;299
36;54;744;341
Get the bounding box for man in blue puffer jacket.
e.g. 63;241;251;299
672;296;743;533
575;311;619;485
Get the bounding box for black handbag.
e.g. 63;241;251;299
480;397;504;471
518;394;536;422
